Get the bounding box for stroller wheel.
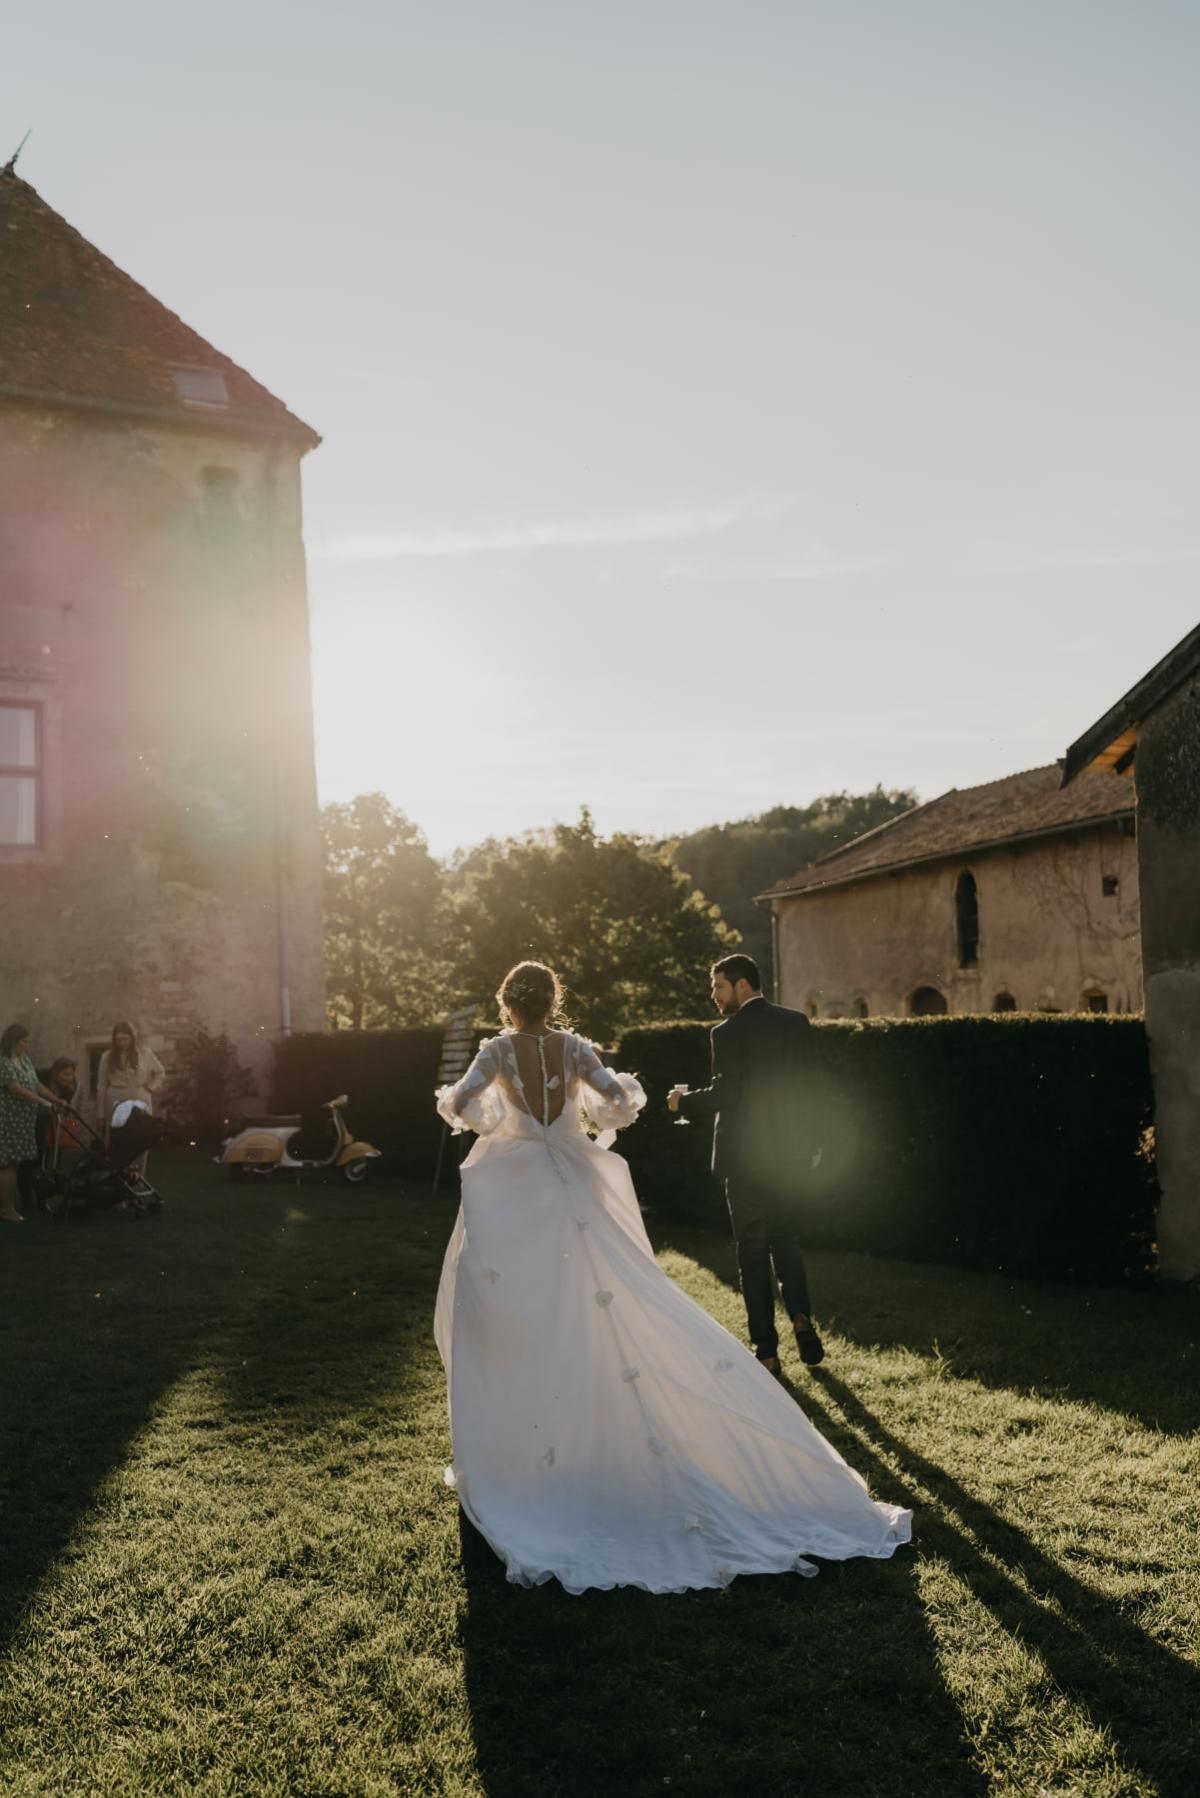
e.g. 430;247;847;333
45;1180;72;1223
33;1169;64;1214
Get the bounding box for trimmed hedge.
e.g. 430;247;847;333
614;1023;726;1229
614;1015;1159;1282
272;1014;1159;1280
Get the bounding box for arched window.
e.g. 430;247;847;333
853;997;869;1018
910;986;948;1017
805;999;819;1019
956;871;979;967
1083;989;1108;1014
992;992;1017;1012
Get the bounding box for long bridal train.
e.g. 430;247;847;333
434;1029;910;1594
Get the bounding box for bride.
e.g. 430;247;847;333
434;961;910;1594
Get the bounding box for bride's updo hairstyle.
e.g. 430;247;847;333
497;961;567;1030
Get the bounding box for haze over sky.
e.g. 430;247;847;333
5;3;1198;854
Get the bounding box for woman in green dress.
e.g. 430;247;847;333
1;1022;61;1224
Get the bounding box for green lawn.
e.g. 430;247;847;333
1;1157;1197;1797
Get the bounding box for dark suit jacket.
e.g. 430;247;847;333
678;996;816;1188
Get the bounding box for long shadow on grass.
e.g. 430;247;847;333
206;1188;447;1430
0;1169;445;1661
458;1497;985;1797
0;1170;242;1655
803;1370;1200;1798
652;1220;1200;1436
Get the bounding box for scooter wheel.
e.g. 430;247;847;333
342;1158;371;1184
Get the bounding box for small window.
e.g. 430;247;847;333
853;997;869;1018
1084;991;1109;1014
805;999;819;1019
910;986;948;1017
992;992;1017;1012
201;465;240;496
172;367;229;408
1102;875;1119;898
0;702;40;846
956;871;979;967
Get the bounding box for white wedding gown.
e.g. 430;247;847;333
434;1028;911;1594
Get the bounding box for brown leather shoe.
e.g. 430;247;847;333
757;1353;784;1380
792;1315;825;1366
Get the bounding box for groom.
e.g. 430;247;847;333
669;953;825;1376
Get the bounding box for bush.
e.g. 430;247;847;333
171;1027;256;1144
614;1015;1159;1282
272;1028;445;1179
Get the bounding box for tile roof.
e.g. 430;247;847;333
0;170;318;448
1060;621;1200;783
760;765;1134;899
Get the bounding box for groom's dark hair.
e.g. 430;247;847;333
712;953;761;991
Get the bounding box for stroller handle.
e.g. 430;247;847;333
57;1102;109;1147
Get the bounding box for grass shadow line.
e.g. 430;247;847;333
801;1368;1200;1798
652;1218;1200;1437
0;1191;238;1656
456;1473;987;1794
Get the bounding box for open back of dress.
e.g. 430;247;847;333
504;1031;568;1126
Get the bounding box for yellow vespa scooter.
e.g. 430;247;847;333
218;1094;381;1184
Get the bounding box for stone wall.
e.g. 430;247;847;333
0;400;325;1118
1134;664;1200;1278
773;822;1141;1018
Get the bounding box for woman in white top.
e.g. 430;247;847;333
435;960;909;1596
96;1021;165;1160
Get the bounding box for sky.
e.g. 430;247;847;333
4;2;1198;855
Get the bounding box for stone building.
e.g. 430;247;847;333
760;766;1140;1021
1061;623;1200;1281
0;169;325;1117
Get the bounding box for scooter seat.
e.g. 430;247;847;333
234;1115;302;1130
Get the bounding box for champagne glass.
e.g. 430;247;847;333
669;1083;691;1126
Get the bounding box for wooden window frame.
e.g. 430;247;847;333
0;699;42;849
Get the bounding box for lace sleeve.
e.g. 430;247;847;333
436;1038;505;1136
573;1036;646;1136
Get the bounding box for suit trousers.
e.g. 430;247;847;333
724;1176;812;1358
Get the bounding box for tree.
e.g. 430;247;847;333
320;788;918;1033
669;787;918;981
451;810;736;1041
322;794;451;1028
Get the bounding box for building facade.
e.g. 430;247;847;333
0;169;326;1116
1062;623;1200;1281
762;766;1141;1020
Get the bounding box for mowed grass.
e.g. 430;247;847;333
1;1158;1198;1797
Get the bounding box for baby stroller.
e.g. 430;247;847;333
46;1102;169;1221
